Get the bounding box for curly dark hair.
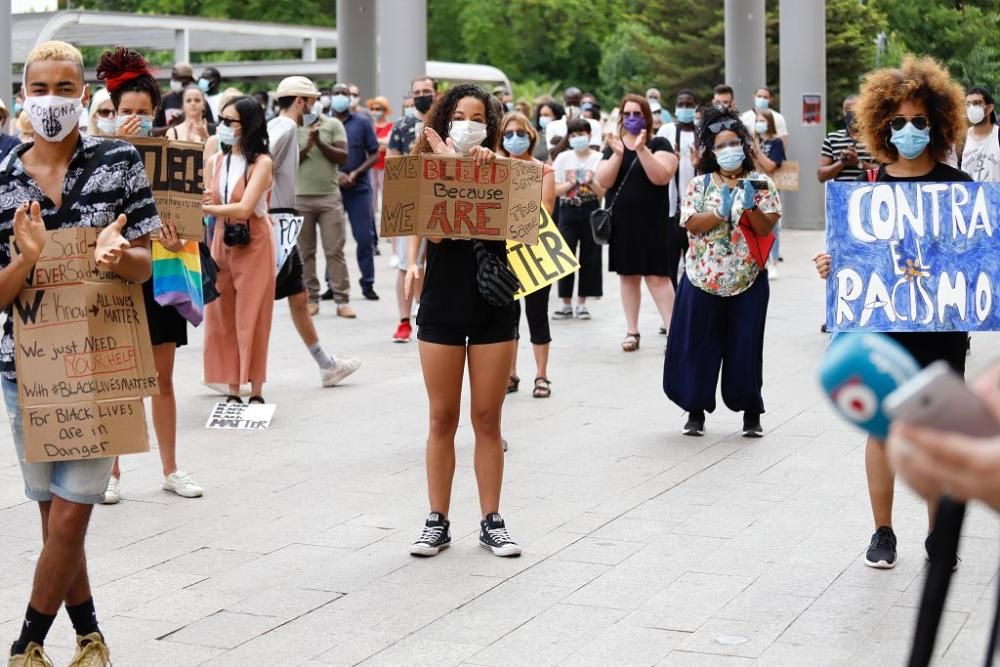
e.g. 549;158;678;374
695;105;755;174
855;55;965;165
96;47;161;111
534;100;564;132
221;96;269;165
411;83;501;155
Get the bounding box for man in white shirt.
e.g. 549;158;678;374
545;87;603;153
960;86;1000;182
740;86;788;146
656;89;699;287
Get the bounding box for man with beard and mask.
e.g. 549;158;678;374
269;76;362;386
330;82;380;300
959;86;1000;182
153;62;213;135
0;40;161;666
818;95;876;183
546;87;603;156
197;66;223;120
383;75;435;341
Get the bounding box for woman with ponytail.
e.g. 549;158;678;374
96;47;204;504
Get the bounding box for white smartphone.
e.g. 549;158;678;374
884;361;1000;438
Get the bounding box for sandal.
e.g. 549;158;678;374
507;376;520;393
225;395;242;404
532;377;551;398
248;395;265;404
621;333;640;352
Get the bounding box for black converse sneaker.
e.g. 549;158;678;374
865;525;897;569
410;512;451;557
683;410;705;436
479;513;521;557
742;411;764;438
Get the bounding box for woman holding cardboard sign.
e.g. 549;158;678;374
403;83;522;558
498;111;557;399
95;47;205;504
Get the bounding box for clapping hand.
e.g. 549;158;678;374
13;202;47;264
740;179;758;210
424;127;456;155
634;129;647;153
95;215;130;269
716;184;734;220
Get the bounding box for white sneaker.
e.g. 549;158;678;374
552;304;573;320
321;357;362;387
767;259;779;280
389;255;400;269
163;471;203;498
575;305;591;320
102;476;121;505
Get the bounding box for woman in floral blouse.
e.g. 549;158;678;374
663;106;781;438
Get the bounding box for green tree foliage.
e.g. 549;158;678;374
826;0;886;123
76;0;334;25
597;22;663;104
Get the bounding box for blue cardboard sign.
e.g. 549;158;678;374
825;181;999;332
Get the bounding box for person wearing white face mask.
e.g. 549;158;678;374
85;87;115;137
657;89;700;289
750;108;786;276
532;99;563;162
960;86;1000;182
739;86;788;148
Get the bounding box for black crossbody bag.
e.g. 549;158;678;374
589;156;637;245
471;239;520;307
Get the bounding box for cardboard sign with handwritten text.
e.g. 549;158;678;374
380;155;542;245
12;229;158;462
127;137;204;241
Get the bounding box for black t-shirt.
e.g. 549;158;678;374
417;239;514;330
601;136;674;206
855;162;972;374
154;91;216;130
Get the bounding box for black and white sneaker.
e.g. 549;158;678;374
925;531;960;572
410;512;451;557
865;525;897;569
479;513;521;557
742;411;763;438
683;410;705;436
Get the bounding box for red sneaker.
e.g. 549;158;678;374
393;321;412;343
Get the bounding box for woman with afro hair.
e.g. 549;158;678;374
812;56;971;571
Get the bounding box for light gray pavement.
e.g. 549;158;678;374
0;229;997;666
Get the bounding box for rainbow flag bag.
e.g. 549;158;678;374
152;240;205;326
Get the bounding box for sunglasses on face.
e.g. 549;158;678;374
95;109;115;118
503;130;527;139
622;111;644;119
372;107;385;112
219;117;242;127
889;115;929;131
707;118;740;134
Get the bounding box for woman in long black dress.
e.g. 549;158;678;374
595;94;678;351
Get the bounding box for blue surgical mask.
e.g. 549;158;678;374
404;107;416;118
331;94;350;113
197;78;211;93
715;145;745;171
538;116;552;129
660;109;673;124
115;114;153;137
890;122;931;160
13;102;21;115
569;135;589;152
503;133;531;156
675;107;696;124
754;96;769;110
217;124;237;146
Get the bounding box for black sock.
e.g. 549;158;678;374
400;317;410;324
10;605;56;655
66;598;101;638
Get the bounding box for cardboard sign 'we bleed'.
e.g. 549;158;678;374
380;155;542;245
12;229;158;462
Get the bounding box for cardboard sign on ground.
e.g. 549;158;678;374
507;207;579;299
205;402;276;430
127;137;204;241
13;229;158;462
380;155;542;245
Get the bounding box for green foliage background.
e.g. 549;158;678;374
68;0;1000;124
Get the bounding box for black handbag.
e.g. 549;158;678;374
471;239;520;307
589;157;638;245
198;241;220;305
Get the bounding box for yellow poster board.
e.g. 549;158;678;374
506;208;580;299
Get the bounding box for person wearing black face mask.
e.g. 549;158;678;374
818;95;877;183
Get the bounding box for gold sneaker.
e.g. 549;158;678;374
67;634;110;667
7;642;54;667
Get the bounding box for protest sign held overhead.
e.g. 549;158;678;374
13;228;158;463
825;181;1000;332
507;208;579;299
380;154;542;245
127;137;204;241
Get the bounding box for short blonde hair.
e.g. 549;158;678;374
25;40;84;77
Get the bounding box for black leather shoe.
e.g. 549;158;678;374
363;288;380;301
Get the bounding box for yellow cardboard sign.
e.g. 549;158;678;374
506;208;580;299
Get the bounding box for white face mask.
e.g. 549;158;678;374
448;120;488;154
23;94;84;142
967;104;987;125
170;80;185;94
96;117;117;136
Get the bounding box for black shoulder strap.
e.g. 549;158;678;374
606;156;638;215
47;140;114;230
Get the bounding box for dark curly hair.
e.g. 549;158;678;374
96;47;161;111
695;105;755;174
221;96;269;165
855;55;965;165
534;100;564;132
411;83;500;155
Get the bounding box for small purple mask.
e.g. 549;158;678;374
622;115;646;136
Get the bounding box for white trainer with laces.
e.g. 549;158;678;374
102;476;121;505
321;357;362;387
163;471;203;498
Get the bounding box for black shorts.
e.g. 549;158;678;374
887;331;968;375
417;322;517;346
143;279;188;348
274;247;305;300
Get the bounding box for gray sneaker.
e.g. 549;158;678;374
552;304;573;319
575;305;591;320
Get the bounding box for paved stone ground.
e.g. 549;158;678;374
0;230;997;666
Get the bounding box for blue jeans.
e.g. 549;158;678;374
342;187;375;291
3;378;114;504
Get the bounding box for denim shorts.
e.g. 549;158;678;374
3;378;114;505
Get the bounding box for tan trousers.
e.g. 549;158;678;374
296;193;350;303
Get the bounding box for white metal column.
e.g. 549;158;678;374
174;28;190;64
335;0;376;95
724;0;766;111
1;0;12;101
375;0;426;111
